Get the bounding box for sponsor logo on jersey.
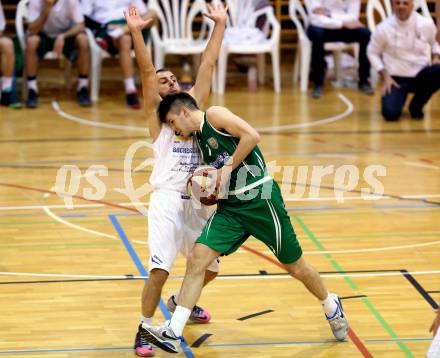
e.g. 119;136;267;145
210;151;230;169
208;137;219;149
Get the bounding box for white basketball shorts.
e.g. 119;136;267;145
147;190;220;273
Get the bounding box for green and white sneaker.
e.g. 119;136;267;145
325;294;349;341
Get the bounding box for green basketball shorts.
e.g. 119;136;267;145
196;180;302;264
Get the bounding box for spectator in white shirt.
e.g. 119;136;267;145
367;0;440;121
306;0;373;98
0;0;15;107
25;0;91;108
81;0;156;109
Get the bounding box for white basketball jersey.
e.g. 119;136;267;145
150;125;201;193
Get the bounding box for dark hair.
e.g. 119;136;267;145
156;68;173;74
158;92;199;123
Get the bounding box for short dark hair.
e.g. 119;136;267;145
158;92;199;123
156;68;173;74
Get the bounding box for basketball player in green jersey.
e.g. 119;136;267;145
141;92;349;354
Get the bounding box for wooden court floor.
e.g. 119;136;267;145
0;73;439;357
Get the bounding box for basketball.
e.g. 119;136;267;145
187;166;219;206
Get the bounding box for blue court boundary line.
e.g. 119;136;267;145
108;214;194;358
0;338;433;354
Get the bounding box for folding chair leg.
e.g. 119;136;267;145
271;48;280;93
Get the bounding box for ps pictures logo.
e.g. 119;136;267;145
53;141;388;211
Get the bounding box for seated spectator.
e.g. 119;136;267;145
25;0;91;108
0;0;15;107
81;0;156;109
367;0;440;121
306;0;373;98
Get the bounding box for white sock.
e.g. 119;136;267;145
27;79;38;92
77;77;89;91
1;77;12;92
169;306;191;337
124;77;136;94
140;315;152;326
320;292;338;316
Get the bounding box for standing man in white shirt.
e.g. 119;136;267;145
81;0;156;109
367;0;440;121
25;0;91;108
125;4;227;357
0;0;15;107
306;0;373;98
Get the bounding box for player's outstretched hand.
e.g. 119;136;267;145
203;2;228;24
124;6;154;33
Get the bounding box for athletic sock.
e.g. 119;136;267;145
77;75;89;91
320;292;339;316
1;77;13;92
124;77;136;94
140;315;152;326
27;76;38;92
169;306;191;336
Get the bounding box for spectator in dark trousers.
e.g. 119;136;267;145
25;0;91;108
306;0;373;98
81;0;156;109
367;0;440;121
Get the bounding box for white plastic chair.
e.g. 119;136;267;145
214;0;281;94
148;0;213;69
16;0;99;101
367;0;430;33
85;29;152;103
289;0;359;92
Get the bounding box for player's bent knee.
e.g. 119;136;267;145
148;268;169;286
285;257;307;279
186;254;211;275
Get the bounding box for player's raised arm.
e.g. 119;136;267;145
206;106;260;171
125;6;161;141
188;3;227;105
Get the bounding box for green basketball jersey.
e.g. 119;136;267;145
196;112;271;200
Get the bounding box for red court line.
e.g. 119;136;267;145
240;243;373;357
1;181;373;357
0;182;140;213
348;328;374;358
419;158;434;164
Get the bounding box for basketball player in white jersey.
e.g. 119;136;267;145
125;4;227;357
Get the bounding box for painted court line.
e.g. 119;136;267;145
2;193;439;212
53;94;351;134
257;93;353;132
404;161;440;170
108;215;195;358
43;206;147;245
294;216;413;357
0;337;433;355
52;101;148;133
238;239;372;357
2;269;440;280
